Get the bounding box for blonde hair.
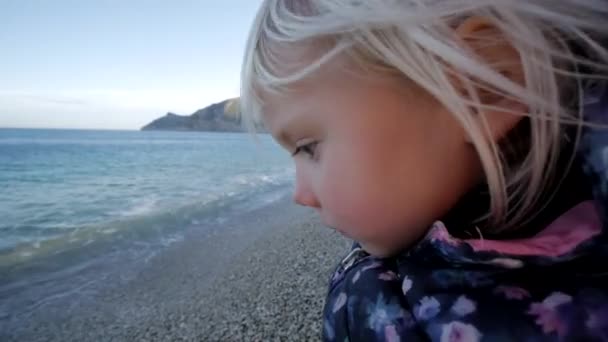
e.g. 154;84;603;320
240;0;608;233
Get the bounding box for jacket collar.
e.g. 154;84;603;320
397;81;608;270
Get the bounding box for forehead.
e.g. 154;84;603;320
258;82;317;141
258;68;413;147
251;39;421;142
255;43;349;127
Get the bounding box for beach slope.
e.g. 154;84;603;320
2;197;350;341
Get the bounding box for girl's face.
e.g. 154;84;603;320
262;64;483;257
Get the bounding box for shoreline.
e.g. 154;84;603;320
1;195;350;341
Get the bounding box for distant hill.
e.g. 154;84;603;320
141;99;247;132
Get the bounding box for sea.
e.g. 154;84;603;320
0;128;294;320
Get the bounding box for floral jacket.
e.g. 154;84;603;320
322;82;608;342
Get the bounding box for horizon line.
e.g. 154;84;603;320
0;126;140;131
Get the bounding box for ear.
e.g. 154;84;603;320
454;16;527;143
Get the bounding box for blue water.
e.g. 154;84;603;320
0;128;293;267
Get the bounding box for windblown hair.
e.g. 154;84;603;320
240;0;608;232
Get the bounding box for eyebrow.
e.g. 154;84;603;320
276;128;296;152
267;105;314;150
272;115;298;148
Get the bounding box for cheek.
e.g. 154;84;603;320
316;134;449;249
318;146;407;233
321;170;421;250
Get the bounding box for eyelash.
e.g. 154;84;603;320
292;141;319;159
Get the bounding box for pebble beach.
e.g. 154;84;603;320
2;196;351;341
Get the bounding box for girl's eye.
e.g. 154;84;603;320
292;141;319;159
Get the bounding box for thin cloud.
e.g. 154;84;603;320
12;94;89;106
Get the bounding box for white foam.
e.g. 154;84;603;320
101;228;117;235
229;171;293;191
114;197;159;217
160;235;183;247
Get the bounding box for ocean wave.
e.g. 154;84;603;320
0;181;292;269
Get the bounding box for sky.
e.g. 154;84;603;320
0;0;261;130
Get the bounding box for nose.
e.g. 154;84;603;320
293;169;321;208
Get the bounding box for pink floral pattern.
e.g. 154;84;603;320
378;271;397;281
440;321;482;342
528;292;572;336
384;325;400;342
430;222;461;246
494;286;531;300
451;296;476;317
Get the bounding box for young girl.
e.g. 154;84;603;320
240;0;608;340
